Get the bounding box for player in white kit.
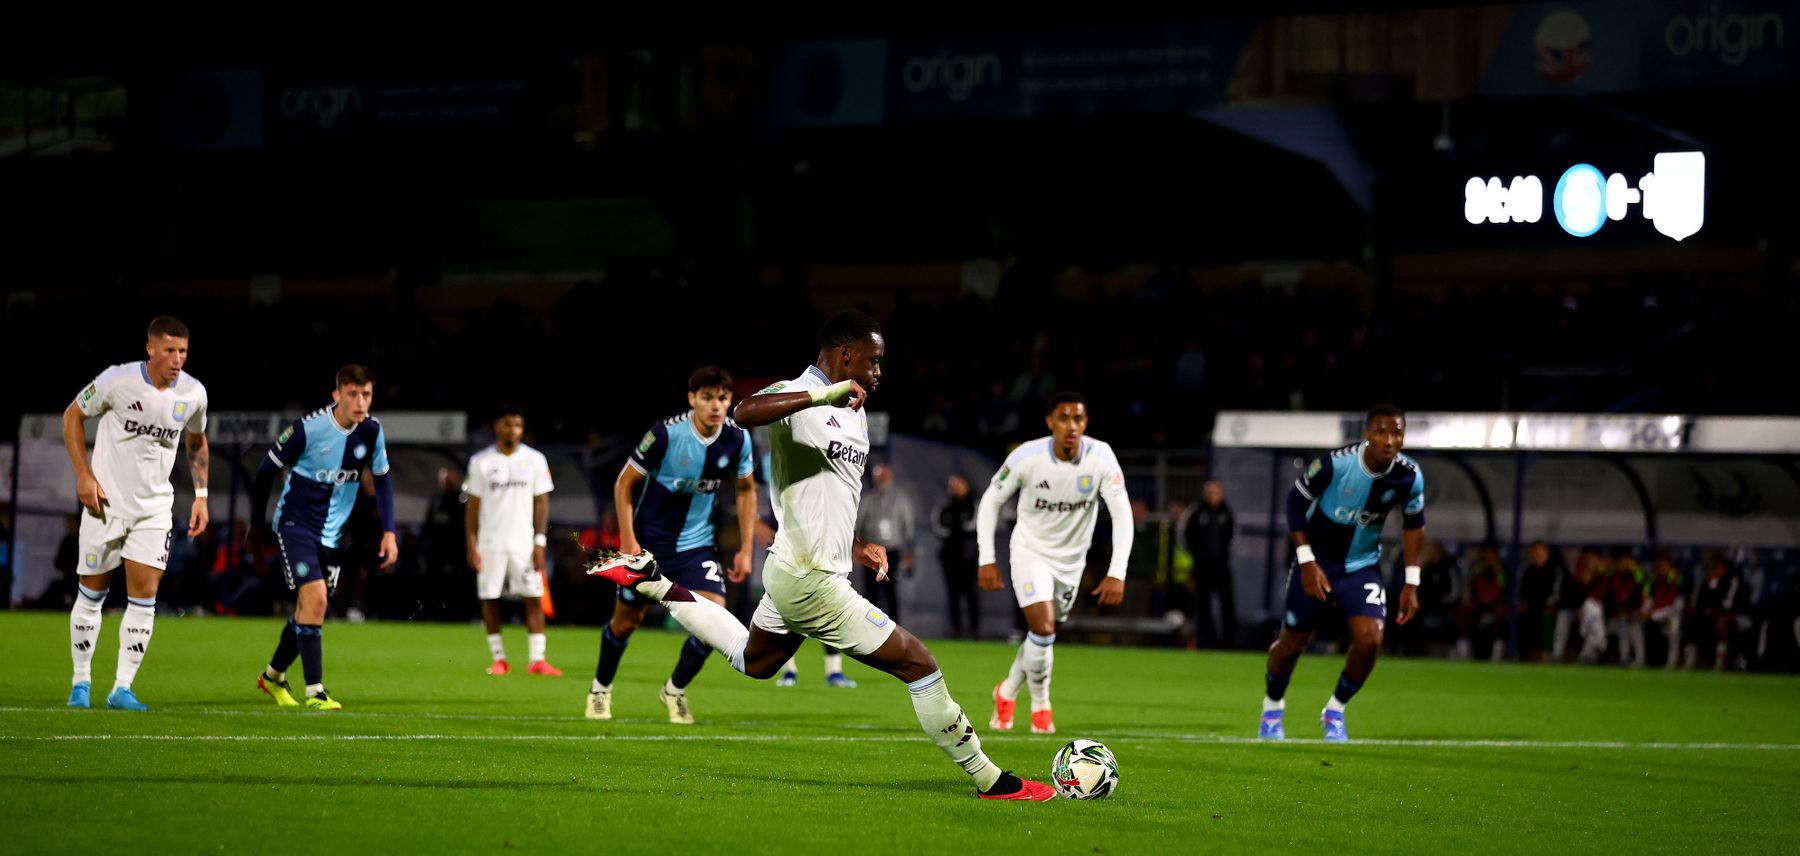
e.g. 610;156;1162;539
61;317;211;711
588;310;1053;800
977;392;1131;735
465;405;559;675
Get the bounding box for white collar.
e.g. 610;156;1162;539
687;413;721;447
1357;442;1397;478
322;406;354;437
804;365;831;385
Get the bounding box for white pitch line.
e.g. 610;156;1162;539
1;733;1797;750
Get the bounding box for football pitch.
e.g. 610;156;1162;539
2;612;1797;854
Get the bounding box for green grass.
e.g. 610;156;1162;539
2;611;1798;854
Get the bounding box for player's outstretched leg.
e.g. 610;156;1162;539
856;625;1053;801
588;552;754;674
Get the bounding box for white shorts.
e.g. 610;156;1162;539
1010;549;1082;623
77;508;172;575
476;545;543;600
751;550;897;656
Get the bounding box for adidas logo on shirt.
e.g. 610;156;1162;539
128;401;144;411
1036;480;1051;490
826;415;841;428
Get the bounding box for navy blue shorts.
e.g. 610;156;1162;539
619;546;724;604
275;523;343;594
1282;563;1387;633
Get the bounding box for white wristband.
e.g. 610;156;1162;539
533;533;548;548
193;488;208;499
1405;565;1422;586
1294;544;1316;565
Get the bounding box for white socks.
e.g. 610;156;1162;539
487;633;506;662
823;650;844;676
115;598;156;690
999;643;1026;701
1023;632;1055;711
1324;695;1346;714
529;633;547;664
908;671;1002;792
663;679;683;696
634;585;749;674
591;679;609;694
1263;696;1285;713
781;657;799;676
70;585;107;684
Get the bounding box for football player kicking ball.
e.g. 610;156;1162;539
589;311;1052;800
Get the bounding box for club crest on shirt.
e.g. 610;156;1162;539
172;401;189;422
1077;475;1095;495
1381;489;1395;503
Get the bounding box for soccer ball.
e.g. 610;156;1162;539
1051;738;1119;800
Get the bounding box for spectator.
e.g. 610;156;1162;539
1693;551;1745;670
1549;545;1589;662
1465;543;1508;661
931;474;980;638
1645;550;1686;669
1176;480;1236;648
1577;547;1612;664
419;466;469;621
856;462;916;626
1608;547;1648;667
1397;540;1461;657
1517;541;1562;662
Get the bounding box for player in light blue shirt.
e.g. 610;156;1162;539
1260;404;1426;743
248;365;398;710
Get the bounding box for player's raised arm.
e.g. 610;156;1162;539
732;380;864;428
